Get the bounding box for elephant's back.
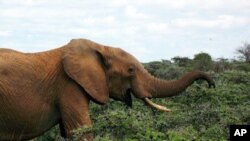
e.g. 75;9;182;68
0;49;38;94
0;48;63;96
0;48;26;63
0;48;32;74
0;48;23;55
0;48;20;52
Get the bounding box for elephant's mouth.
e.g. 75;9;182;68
128;89;171;112
124;89;132;107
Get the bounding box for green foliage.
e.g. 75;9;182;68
154;66;185;80
233;62;250;72
193;52;213;71
144;60;187;80
236;42;250;63
32;61;250;141
143;60;172;75
214;58;232;73
29;126;61;141
171;56;192;67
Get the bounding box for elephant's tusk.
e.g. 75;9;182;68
144;98;171;112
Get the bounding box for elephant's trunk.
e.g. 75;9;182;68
142;70;215;112
150;70;214;98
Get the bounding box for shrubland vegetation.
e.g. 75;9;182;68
31;43;250;141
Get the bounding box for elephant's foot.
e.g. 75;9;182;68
76;133;93;141
63;133;93;141
60;116;93;141
70;126;94;141
61;125;94;141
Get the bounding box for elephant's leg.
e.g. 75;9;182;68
59;85;93;141
60;111;93;141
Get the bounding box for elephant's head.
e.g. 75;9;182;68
62;39;215;112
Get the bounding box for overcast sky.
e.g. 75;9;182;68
0;0;249;62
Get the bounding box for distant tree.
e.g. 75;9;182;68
143;60;171;75
236;42;250;63
193;52;213;71
214;58;231;73
161;59;172;65
154;66;184;79
171;56;192;67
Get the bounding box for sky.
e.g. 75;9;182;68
0;0;249;62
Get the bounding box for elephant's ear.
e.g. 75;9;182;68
62;39;109;104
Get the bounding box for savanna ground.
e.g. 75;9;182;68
31;53;250;141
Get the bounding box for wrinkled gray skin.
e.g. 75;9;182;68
0;39;215;141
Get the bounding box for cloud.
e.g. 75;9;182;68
0;0;36;6
103;16;116;25
0;31;11;37
111;0;127;6
110;0;250;16
83;16;115;25
0;7;27;18
0;0;249;61
172;15;250;28
125;6;148;19
133;0;250;10
146;23;170;34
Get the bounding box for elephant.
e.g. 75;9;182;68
0;39;215;141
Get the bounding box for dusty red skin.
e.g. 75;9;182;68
0;39;215;140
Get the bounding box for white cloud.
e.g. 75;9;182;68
0;0;249;61
146;23;170;34
0;8;27;18
83;17;97;25
111;0;127;6
127;46;152;61
103;16;116;25
112;0;185;8
0;0;36;6
110;0;250;12
68;28;89;35
125;6;148;19
172;15;250;28
0;31;11;37
83;16;115;25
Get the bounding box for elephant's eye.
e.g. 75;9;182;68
128;66;134;74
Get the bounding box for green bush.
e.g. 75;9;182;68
193;52;213;71
31;63;250;141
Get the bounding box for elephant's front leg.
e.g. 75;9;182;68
59;86;93;141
